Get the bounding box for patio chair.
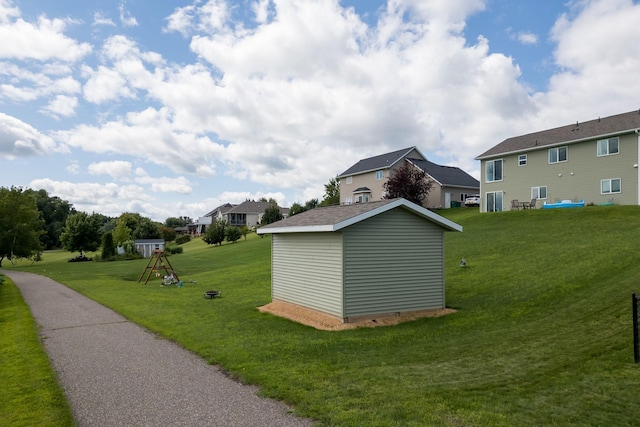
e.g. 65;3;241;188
528;198;537;209
510;199;520;210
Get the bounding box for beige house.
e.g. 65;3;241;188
338;147;479;209
257;198;462;323
476;110;640;212
189;201;290;234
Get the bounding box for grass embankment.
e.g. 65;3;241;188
0;277;75;427
7;206;640;426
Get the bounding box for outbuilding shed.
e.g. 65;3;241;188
134;239;165;258
257;198;462;323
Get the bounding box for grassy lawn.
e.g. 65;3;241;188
6;206;640;426
0;277;75;427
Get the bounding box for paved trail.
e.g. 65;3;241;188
4;270;315;427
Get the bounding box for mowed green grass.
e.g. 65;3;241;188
7;206;640;426
0;278;75;427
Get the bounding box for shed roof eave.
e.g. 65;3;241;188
256;224;336;234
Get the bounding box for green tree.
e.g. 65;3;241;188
289;202;305;216
226;226;242;243
203;219;226;246
240;226;249;240
112;218;132;246
0;187;45;267
383;161;432;206
304;198;319;210
31;189;75;249
161;226;177;242
101;232;116;260
320;176;340;206
132;217;161;240
60;212;102;256
261;203;283;225
165;217;187;228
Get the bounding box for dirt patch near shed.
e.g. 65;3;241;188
258;300;456;331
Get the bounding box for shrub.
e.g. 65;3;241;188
226;226;242;243
175;235;191;245
166;245;183;254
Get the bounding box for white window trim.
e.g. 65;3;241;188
601;178;621;194
375;170;384;180
597;137;620;157
518;154;527;166
485;159;503;183
548;146;568;164
485;191;503;212
531;186;547;200
346;176;353;184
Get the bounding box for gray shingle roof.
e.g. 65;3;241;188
477;110;640;159
408;158;479;188
257;198;462;233
338;146;423;177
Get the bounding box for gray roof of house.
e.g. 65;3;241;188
204;203;235;217
338;146;424;177
257;198;462;234
477;109;640;159
408;158;479;189
226;200;290;215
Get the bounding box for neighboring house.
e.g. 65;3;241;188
338;146;479;209
257;198;462;323
189;201;291;234
475;110;640;212
222;200;290;228
134;239;165;258
188;203;235;235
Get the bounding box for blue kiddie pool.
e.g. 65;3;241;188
542;199;585;209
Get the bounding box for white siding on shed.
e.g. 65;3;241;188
342;208;444;318
271;233;344;317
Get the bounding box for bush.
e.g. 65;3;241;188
226;226;242;243
175;235;191;245
166;245;183;254
203;220;226;246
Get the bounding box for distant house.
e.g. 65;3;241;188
338;146;479;208
188;203;235;235
222;200;290;229
189;201;291;234
257;199;462;323
476;110;640;212
134;239;165;258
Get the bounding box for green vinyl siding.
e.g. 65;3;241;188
481;132;639;210
342;208;445;318
271;233;343;317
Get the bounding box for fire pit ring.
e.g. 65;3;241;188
204;290;221;299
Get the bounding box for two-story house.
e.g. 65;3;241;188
476;110;640;212
338;146;479;209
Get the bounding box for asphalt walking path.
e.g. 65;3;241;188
4;270;316;427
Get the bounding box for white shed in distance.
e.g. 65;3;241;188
257;198;462;324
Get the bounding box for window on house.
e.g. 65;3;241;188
485;159;503;182
375;170;384;180
549;146;567;163
597;137;619;156
346;176;353;184
460;193;468;201
518;154;527;166
486;191;503;212
601;178;621;194
531;186;547;199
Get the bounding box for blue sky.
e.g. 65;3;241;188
2;0;640;221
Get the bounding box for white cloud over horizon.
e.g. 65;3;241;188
2;0;640;221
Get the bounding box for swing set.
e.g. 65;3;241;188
137;249;180;285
